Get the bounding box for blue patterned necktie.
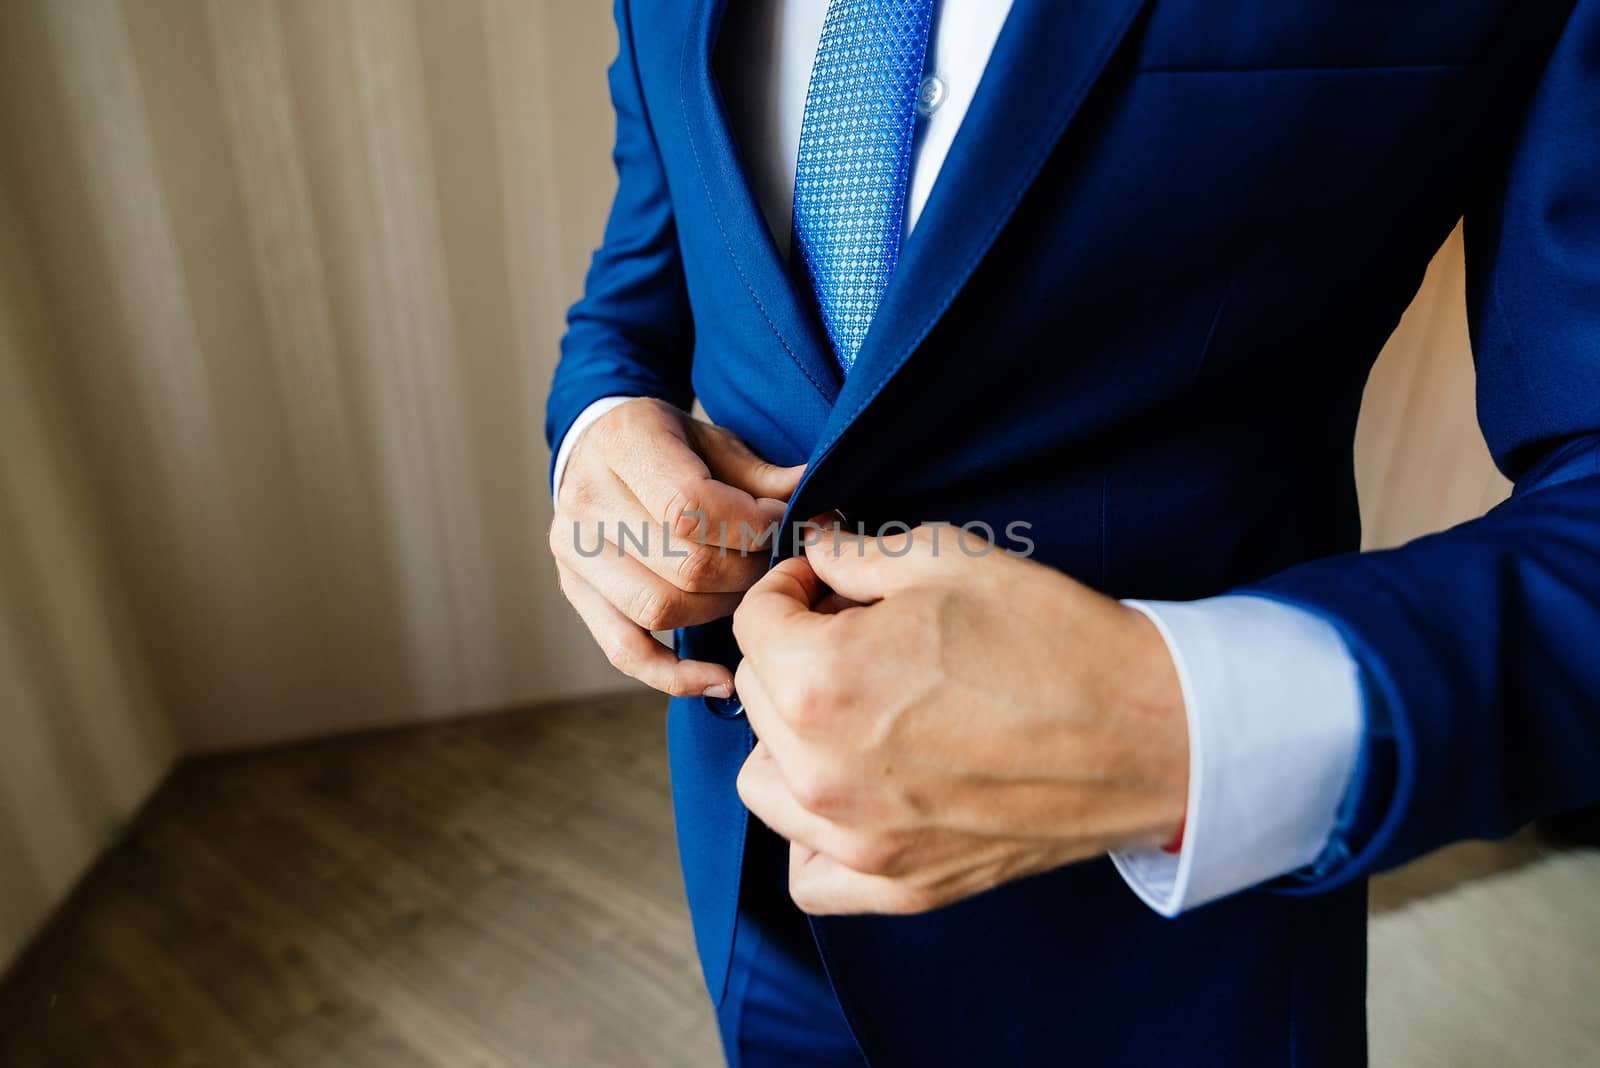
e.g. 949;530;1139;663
792;0;935;375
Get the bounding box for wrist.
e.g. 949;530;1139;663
1114;603;1191;848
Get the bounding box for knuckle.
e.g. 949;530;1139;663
790;769;850;817
628;584;680;632
733;660;756;702
546;517;567;558
563;473;601;512
590;407;628;444
662;487;707;542
734;759;760;806
782;673;846;731
840;834;899;877
599;636;636;675
883;885;942;916
776;683;817;729
555;567;577;602
547;519;578;563
788;874;818;914
664;668;703;698
731;600;757;649
674;542;723;592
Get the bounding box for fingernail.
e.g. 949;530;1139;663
703;682;733;699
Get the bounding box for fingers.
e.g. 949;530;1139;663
689;421;806;502
556;469;770;594
556;563;734;697
594;410;787;550
560;532;744;631
787;846;943;916
740;742;1000;916
737;741;838;850
737;668;906;880
738;744;928;913
733;558;870;769
802;525;951;603
731;555;833;654
552;399;812;697
814;591;862;615
734;648;810;797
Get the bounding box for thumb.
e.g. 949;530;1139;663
692;423;806;501
803;524;941;604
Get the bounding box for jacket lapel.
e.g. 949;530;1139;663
679;0;842;406
814;0;1153;455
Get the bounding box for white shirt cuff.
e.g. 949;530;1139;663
1110;595;1364;917
551;396;635;503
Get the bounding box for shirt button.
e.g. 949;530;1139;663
916;74;947;117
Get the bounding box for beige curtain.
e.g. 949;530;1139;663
0;141;175;971
0;0;1507;972
0;0;628;755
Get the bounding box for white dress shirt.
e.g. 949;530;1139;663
555;0;1365;916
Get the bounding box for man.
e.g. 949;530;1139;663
546;1;1600;1064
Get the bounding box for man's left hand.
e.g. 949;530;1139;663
732;524;1189;915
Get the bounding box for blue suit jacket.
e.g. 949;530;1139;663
547;2;1600;1064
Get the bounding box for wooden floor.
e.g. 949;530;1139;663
0;690;721;1068
0;689;1556;1068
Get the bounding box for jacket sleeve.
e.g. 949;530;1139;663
1250;1;1600;892
544;0;695;482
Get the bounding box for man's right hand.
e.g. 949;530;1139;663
549;398;805;698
